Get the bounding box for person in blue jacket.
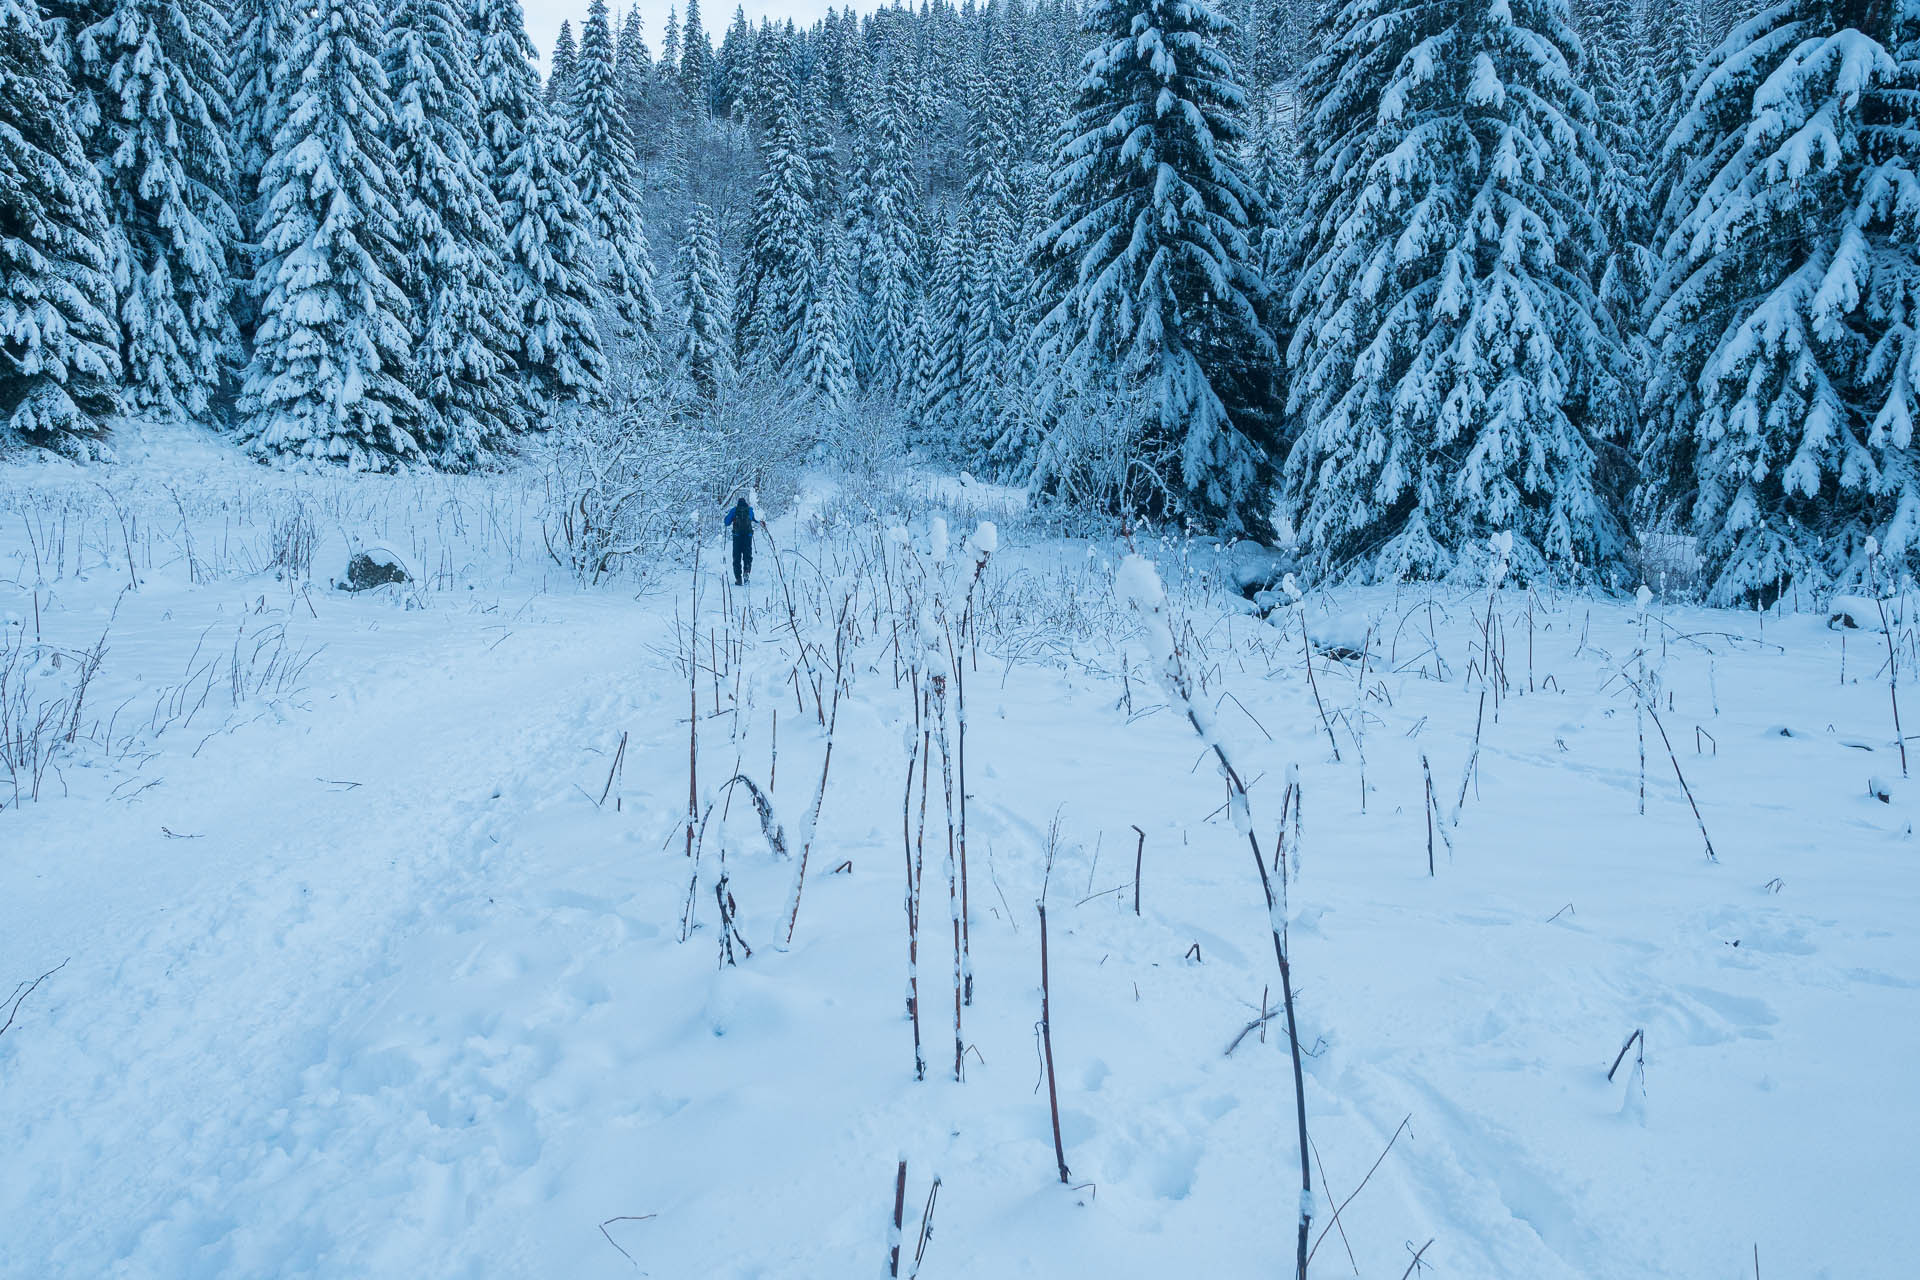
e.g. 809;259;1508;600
725;495;755;585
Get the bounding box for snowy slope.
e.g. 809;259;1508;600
2;459;1915;1279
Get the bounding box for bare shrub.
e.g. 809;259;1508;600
538;374;822;585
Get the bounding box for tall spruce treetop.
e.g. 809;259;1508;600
230;0;286;267
500;99;608;403
569;0;663;345
384;0;523;466
547;19;576;105
679;0;708;109
1636;0;1699;152
1031;0;1279;534
471;0;602;403
960;54;1022;443
735;74;812;373
1285;0;1623;581
471;0;538;172
676;201;730;398
616;5;650;111
1580;0;1657;460
237;0;422;469
0;0;120;454
846;51;921;396
1643;0;1920;600
76;0;241;422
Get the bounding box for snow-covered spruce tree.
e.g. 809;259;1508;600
0;0;121;455
1579;0;1657;467
617;4;650;111
959;58;1021;451
846;54;921;396
714;4;749;119
470;0;534;178
1284;0;1624;581
1030;0;1280;534
923;211;973;437
679;0;708;112
74;0;240;422
1641;0;1920;601
546;19;576;105
659;5;679;79
676;201;730;399
789;79;852;405
1634;0;1699;180
500;103;608;406
734;75;811;375
475;0;605;406
237;0;422;469
385;0;526;467
227;0;283;342
793;214;854;405
568;0;663;348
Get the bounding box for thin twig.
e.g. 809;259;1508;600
1306;1114;1412;1265
597;1214;656;1268
1;958;69;1038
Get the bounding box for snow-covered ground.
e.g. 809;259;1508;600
2;445;1915;1279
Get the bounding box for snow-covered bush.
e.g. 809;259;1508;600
538;373;819;585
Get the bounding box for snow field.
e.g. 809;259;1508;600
2;461;1916;1278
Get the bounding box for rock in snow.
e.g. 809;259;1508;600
341;545;416;592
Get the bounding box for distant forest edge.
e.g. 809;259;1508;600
3;0;1917;601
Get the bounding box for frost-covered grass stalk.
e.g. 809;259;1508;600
951;521;996;1006
1283;574;1340;762
1636;583;1652;816
1867;542;1908;778
1037;898;1069;1184
901;687;927;1081
928;668;963;1081
687;546;701;860
1118;552;1313;1280
782;582;853;945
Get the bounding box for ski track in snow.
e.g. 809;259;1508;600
3;476;1918;1279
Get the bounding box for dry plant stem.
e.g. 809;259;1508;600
1308;1136;1359;1276
929;672;963;1080
714;874;752;964
1;957;69;1039
783;620;846;944
902;713;926;1081
1302;623;1342;761
597;1214;656;1267
1878;598;1908;777
1131;824;1145;916
1133;555;1311;1279
1422;753;1436;875
599;731;628;806
948;630;973;1006
1607;1027;1645;1082
686;549;700;859
763;525;821;718
1454;691;1486;826
1644;702;1718;862
1244;788;1314;1280
1038;901;1070;1184
1306;1113;1411;1266
889;1159;909;1277
908;1176;940;1279
1400;1239;1435;1280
